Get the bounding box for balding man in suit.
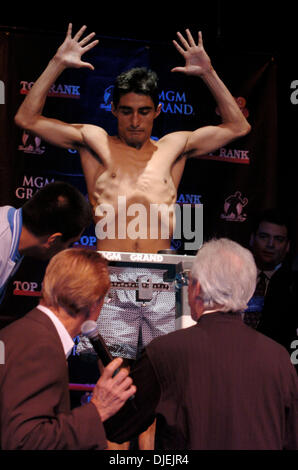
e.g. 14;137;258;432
0;248;135;450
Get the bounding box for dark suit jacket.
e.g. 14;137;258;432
0;308;107;450
257;266;298;357
105;312;298;450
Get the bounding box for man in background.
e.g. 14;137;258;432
244;208;298;364
0;181;92;312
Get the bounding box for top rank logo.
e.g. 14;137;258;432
20;81;80;99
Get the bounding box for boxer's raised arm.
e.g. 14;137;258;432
14;24;99;149
172;29;251;157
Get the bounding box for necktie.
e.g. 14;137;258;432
254;271;267;297
244;272;267;329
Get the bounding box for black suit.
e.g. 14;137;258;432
257;265;298;360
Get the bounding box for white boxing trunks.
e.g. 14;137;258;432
76;266;176;360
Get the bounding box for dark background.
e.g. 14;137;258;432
0;1;286;53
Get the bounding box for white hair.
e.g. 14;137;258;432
191;238;257;312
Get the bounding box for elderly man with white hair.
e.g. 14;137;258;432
104;238;298;450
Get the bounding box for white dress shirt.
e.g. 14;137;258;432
37;304;74;358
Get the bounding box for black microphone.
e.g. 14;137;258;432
81;320;136;408
81;320;114;367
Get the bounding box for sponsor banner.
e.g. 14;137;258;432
99;85;194;116
220;191;248;223
20;81;81;99
13;280;41;297
15;175;55;200
18;130;46;155
199;148;250;165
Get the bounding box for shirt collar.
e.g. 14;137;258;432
258;263;282;280
8;207;23;262
37;304;74;358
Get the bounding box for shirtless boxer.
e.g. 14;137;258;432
14;24;251;449
15;24;250;253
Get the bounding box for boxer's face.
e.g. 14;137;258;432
112;92;161;149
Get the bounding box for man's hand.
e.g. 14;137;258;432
91;357;136;422
172;29;212;77
54;23;99;70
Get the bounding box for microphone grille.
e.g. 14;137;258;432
81;320;98;338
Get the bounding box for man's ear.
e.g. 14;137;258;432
188;280;203;322
46;233;63;247
188;278;202;305
193;280;202;300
